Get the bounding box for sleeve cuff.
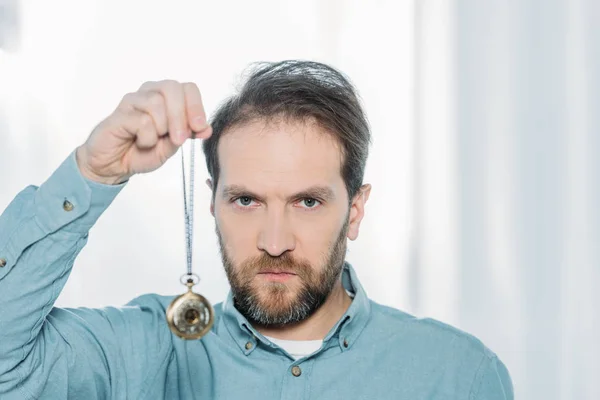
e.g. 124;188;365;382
34;150;127;234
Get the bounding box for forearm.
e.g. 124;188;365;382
0;150;125;395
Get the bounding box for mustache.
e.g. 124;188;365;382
241;252;312;277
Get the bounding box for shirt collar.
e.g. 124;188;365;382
221;262;371;355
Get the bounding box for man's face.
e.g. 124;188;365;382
211;118;352;326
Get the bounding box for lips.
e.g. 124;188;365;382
258;271;297;275
257;271;297;283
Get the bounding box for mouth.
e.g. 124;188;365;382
259;269;297;275
257;271;297;282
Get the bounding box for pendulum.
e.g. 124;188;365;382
166;134;214;339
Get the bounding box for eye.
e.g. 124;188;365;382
234;196;257;207
297;198;321;209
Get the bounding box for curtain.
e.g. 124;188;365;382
412;1;600;398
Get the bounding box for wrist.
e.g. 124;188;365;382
75;146;130;185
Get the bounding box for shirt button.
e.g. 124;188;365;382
343;339;349;348
291;365;302;377
245;342;253;350
63;199;74;212
0;258;6;268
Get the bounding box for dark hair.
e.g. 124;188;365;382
202;60;371;202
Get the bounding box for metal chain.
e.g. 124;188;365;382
181;136;195;278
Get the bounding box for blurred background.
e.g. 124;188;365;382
1;0;598;398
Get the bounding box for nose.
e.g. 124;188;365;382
257;208;296;257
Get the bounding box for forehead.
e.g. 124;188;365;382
217;118;344;191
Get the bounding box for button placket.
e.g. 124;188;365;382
280;359;312;398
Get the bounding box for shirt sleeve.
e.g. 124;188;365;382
470;354;514;400
0;150;173;400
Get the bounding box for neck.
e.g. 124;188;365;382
253;279;353;341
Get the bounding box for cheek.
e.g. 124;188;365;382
294;218;341;261
215;209;259;261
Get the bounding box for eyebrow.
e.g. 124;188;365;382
221;184;336;203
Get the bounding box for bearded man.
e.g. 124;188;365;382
0;61;512;399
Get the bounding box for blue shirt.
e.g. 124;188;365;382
0;151;513;399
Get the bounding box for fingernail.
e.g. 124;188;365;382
194;117;208;130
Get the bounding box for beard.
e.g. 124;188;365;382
216;218;349;327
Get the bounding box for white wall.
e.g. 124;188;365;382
0;0;415;327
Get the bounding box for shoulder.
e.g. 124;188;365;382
366;301;512;397
369;301;510;379
369;300;497;359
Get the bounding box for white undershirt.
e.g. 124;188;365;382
263;336;323;360
262;290;355;360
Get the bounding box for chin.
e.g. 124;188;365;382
256;284;298;309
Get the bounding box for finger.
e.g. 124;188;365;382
114;107;159;149
139;80;188;146
154;132;180;162
134;112;159;149
182;82;209;133
127;90;169;137
193;124;213;140
126;134;178;171
114;106;178;165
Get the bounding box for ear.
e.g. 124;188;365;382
347;184;371;241
206;179;215;217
